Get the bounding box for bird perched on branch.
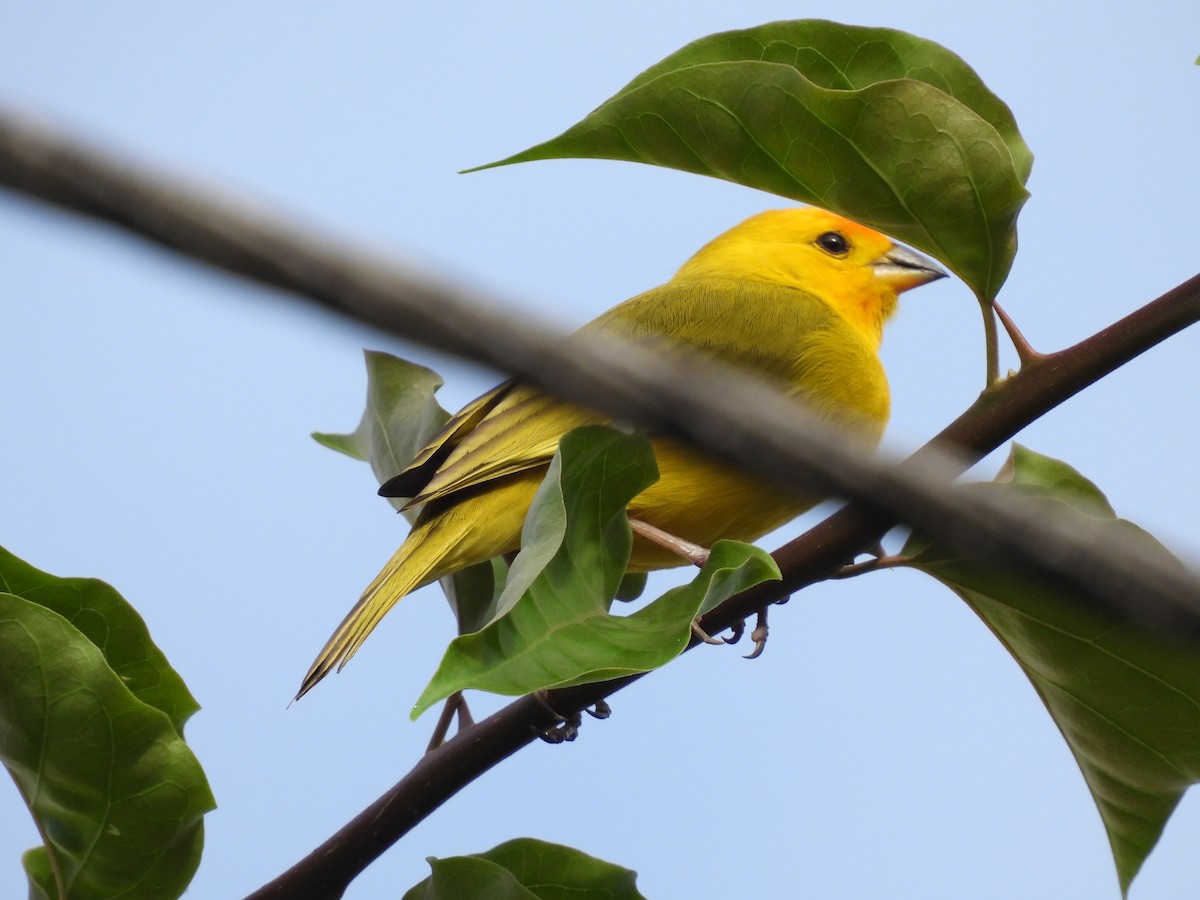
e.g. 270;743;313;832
297;206;946;698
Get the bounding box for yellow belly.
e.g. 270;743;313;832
625;437;809;570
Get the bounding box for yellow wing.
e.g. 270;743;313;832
377;380;516;501
402;387;599;508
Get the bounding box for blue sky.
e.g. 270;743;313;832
2;3;1199;898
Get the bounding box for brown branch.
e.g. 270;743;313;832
4;109;1200;897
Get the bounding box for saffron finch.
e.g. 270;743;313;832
297;207;946;698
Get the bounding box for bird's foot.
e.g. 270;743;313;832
536;713;581;744
629;518;710;567
531;690;610;743
698;604;771;657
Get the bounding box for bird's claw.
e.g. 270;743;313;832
723;618;745;645
535;713;582;744
530;691;610;742
585;699;612;720
691;620;726;645
743;607;769;660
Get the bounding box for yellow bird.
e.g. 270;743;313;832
297;207;945;698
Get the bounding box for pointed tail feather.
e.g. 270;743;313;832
295;522;444;700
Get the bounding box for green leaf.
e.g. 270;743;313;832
0;546;200;732
470;20;1030;300
411;426;780;719
440;556;508;636
0;549;214;900
403;855;538;900
612;20;1033;183
315;350;505;634
402;837;646;900
993;443;1116;516
902;446;1200;896
313;349;450;495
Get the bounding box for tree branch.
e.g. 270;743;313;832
245;270;1200;899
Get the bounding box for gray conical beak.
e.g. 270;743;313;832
872;244;948;293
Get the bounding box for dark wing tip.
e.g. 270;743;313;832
379;469;422;498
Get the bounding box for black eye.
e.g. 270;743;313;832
815;231;850;256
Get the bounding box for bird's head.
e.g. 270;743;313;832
674;207;947;347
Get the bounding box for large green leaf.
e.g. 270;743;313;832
411;426;779;719
314;350;505;634
903;446;1200;896
401;837;646;900
0;548;213;900
0;546;199;731
470;20;1030;301
613;20;1033;183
